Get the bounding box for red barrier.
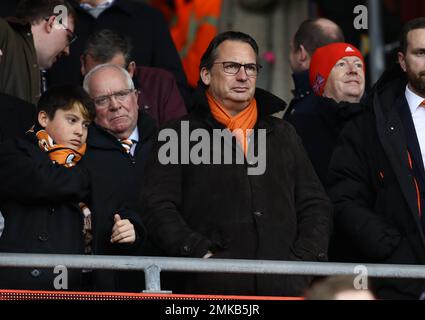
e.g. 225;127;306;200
0;289;303;301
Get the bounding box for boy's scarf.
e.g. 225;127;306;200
36;129;86;167
206;91;257;155
35;128;92;254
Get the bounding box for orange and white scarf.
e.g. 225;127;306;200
35;128;92;254
207;91;257;155
36;129;86;167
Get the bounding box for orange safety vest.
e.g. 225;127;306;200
152;0;222;88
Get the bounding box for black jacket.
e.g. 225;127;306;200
84;111;156;291
328;65;425;299
141;87;332;296
284;70;315;118
289;97;363;186
0;134;90;290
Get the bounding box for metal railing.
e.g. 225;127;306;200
1;253;425;293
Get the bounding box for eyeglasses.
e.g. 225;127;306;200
64;28;77;45
92;89;136;108
212;61;262;77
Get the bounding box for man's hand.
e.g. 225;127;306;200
111;214;136;244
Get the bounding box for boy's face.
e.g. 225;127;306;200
38;107;91;150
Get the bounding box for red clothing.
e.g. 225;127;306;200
134;66;187;127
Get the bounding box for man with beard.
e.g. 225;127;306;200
328;18;425;299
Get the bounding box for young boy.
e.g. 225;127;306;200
0;85;95;290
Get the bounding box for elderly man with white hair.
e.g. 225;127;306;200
82;64;157;291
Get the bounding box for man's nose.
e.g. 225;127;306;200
109;95;121;109
235;66;248;80
347;63;359;74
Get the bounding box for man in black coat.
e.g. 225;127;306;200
140;31;332;296
289;42;365;186
328;18;425;299
82;63;156;291
48;0;191;107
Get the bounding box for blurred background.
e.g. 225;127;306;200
2;0;425;105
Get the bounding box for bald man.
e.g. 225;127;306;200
285;18;345;118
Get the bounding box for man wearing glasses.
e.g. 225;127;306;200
82;63;156;291
0;0;76;104
140;31;332;296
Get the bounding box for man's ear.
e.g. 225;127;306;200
44;15;56;34
80;54;87;76
38;111;50;128
298;45;309;62
398;51;407;72
200;67;211;86
127;61;136;77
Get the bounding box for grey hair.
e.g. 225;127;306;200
83;63;135;94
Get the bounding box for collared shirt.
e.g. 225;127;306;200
125;127;139;156
80;0;115;18
405;85;425;169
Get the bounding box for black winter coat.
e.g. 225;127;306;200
0;92;35;143
0;135;90;290
284;70;315;119
84;112;156;291
141;87;332;296
328;65;425;299
286;84;364;186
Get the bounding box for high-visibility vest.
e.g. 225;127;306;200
170;0;223;87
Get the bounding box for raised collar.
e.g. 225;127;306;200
291;70;312;99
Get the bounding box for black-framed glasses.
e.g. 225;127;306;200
92;89;136;108
213;61;262;77
64;28;77;45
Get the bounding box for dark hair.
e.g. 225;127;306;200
400;17;425;54
293;18;344;55
16;0;76;24
37;85;96;121
199;31;259;71
83;29;132;67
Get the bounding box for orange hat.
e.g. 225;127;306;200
309;42;365;96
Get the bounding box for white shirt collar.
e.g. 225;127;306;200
405;85;425;115
80;0;114;9
127;127;139;143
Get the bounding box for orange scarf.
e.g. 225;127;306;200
35;128;92;253
207;91;257;155
36;130;86;168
